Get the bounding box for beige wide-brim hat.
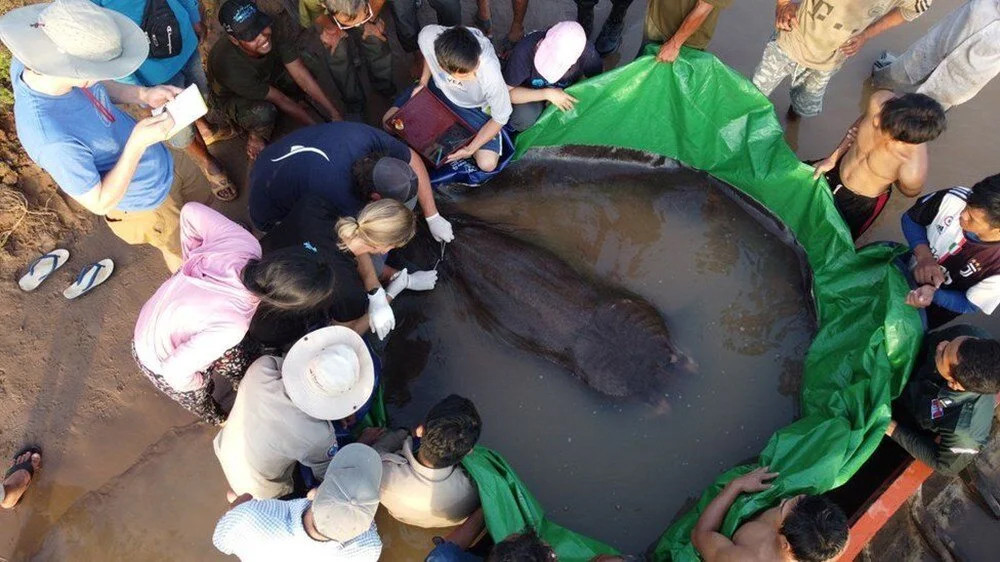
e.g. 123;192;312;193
0;0;149;80
282;326;376;421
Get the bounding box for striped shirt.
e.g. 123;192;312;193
212;498;382;561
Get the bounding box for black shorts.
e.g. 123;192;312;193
810;158;891;240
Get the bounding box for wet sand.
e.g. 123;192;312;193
1;0;999;560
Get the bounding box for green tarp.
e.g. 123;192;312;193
459;46;924;560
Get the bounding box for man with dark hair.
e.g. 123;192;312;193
692;467;849;561
487;529;557;561
886;324;1000;476
901;174;1000;327
811;90;945;240
248;121;453;243
375;394;482;528
208;0;341;162
383;25;511;172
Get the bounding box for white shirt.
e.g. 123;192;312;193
379;436;480;528
214;356;339;499
417;25;513;125
212;498;381;561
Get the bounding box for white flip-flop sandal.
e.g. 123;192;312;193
63;259;114;300
18;249;70;292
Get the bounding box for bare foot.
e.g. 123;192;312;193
1;450;41;509
246;134;266;162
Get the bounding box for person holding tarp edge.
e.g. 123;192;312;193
691;467;849;562
644;0;732;63
811;90;945;240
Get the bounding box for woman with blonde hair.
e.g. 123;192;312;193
246;195;438;351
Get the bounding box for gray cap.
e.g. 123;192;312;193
312;443;383;542
373;157;418;204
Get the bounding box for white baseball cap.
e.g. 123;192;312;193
0;0;149;80
312;443;383;542
281;326;376;421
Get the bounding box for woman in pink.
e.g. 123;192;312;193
133;202;337;425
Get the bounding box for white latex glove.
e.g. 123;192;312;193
406;269;438;291
386;269;410;299
426;213;455;243
367;287;395;340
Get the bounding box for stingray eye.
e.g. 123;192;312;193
669;354;678;364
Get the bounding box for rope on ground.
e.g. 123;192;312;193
0;184;57;250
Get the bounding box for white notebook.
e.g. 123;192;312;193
152;84;208;137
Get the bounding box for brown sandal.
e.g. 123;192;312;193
202;125;237;147
206;171;239;202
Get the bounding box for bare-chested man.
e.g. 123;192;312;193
691;467;849;562
812;90;946;240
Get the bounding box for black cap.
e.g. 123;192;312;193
219;0;272;42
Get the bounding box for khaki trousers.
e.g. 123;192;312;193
105;151;213;272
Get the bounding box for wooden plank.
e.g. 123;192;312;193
838;459;935;561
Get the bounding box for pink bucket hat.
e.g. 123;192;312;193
533;21;587;85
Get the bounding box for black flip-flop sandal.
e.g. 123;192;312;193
3;446;42;484
5;446;41;480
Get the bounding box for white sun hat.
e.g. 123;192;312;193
0;0;149;80
282;326;376;420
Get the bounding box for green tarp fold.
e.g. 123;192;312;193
469;46;923;560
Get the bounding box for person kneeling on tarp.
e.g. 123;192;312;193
213;443;383;561
373;395;482;528
383;25;512;172
691;468;848;562
503;21;602;132
214;326;383;501
901;174;1000;328
885;325;1000;476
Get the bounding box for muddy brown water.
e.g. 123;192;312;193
381;150;815;555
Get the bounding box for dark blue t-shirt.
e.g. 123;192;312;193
248;122;411;230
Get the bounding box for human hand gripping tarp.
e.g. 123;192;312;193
475;44;923;560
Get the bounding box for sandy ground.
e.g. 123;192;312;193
1;0;999;560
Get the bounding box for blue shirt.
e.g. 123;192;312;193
92;0;200;86
212;498;382;561
10;59;173;212
425;540;482;561
248;122;412;230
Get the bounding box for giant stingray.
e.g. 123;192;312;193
399;214;688;405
